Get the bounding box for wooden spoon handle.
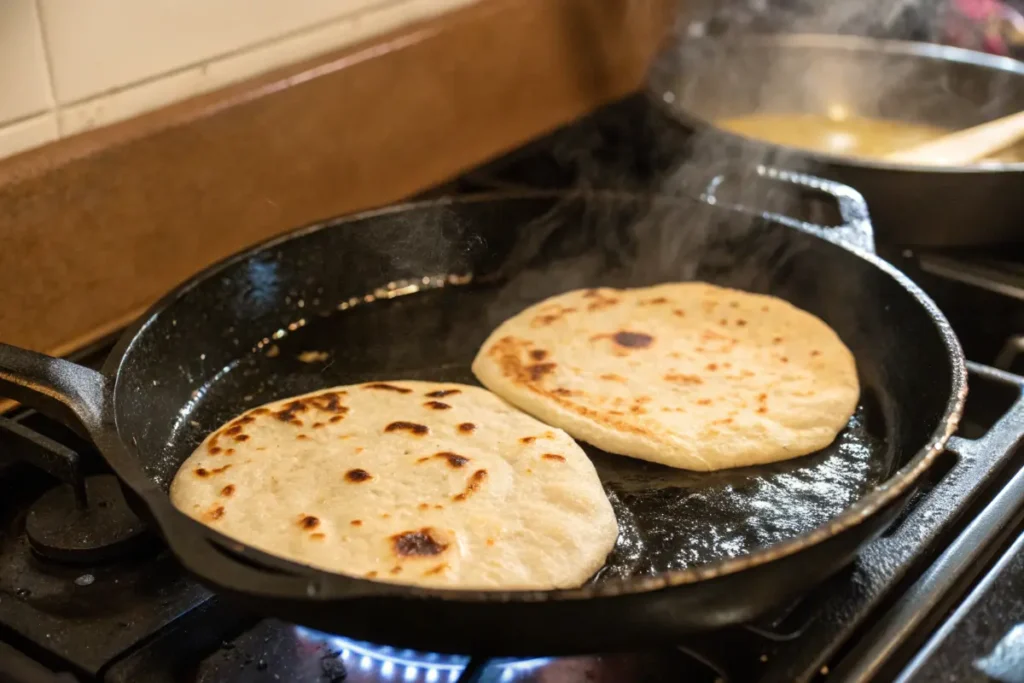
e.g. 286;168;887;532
884;110;1024;166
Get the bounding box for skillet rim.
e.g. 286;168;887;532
106;190;967;602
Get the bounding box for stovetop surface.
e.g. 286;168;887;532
3;94;1024;683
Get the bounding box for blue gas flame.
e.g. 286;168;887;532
294;627;552;681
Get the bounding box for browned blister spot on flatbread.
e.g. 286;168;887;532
299;515;320;530
306;392;349;421
204;505;225;522
529;349;549;361
391;528;449;557
384;421;429;436
272;401;307;426
363;383;412;394
425;389;461;398
612;331;653;349
528;362;557;381
423;401;451;410
194;464;232;478
345;468;372;483
583;289;620;311
220;484;236;497
542;454;566;462
457;422;476;434
600;373;626;382
665;373;702;385
417;452;469;468
310;532;325;541
424;563;448;576
453;469;488;502
531;305;577;327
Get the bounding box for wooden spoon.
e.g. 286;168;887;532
884;110;1024;166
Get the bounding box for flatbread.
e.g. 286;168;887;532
472;283;859;471
169;381;618;590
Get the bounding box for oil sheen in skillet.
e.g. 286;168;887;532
175;281;887;578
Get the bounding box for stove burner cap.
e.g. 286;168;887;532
26;474;148;563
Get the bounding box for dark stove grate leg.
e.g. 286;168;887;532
455;656;489;683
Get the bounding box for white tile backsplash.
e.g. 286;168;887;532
0;0;477;158
59;0;477;136
0;0;53;124
38;0;396;104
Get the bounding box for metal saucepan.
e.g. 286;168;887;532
649;33;1024;247
0;179;965;655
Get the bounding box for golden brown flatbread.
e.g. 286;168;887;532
170;381;618;589
472;283;859;471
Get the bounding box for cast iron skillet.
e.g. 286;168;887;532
649;34;1024;247
0;175;965;655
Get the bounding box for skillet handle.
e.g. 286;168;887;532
0;343;387;605
703;165;876;254
0;342;108;438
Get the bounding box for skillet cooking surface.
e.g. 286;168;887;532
117;193;949;582
180;287;885;576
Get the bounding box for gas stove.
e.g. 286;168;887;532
3;95;1024;683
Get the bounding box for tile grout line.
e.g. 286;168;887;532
0;110;56;131
32;0;63;136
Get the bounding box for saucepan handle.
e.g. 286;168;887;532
703;165;876;254
0;342;109;438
